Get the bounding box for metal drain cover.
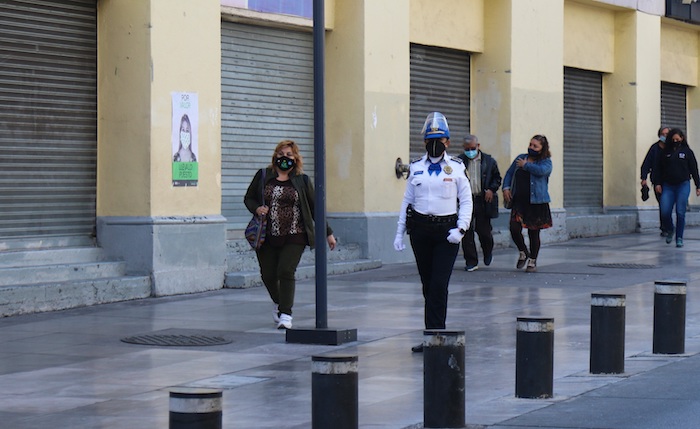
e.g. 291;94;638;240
588;263;655;269
121;332;233;347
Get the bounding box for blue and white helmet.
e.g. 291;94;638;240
421;112;450;140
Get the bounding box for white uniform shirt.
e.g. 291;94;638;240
396;154;473;235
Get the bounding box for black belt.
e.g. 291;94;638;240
412;211;457;224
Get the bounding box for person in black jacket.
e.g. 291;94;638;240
652;128;700;248
244;140;336;329
640;126;669;235
458;135;502;271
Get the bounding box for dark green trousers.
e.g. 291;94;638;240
256;243;306;316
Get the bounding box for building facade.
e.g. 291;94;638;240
1;0;699;303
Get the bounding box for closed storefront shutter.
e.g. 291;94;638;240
221;22;314;229
409;44;470;159
563;67;603;211
0;0;97;238
661;81;687;131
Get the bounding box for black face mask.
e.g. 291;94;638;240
275;156;295;171
426;139;446;158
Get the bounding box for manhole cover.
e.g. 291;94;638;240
588;263;655;269
121;334;232;346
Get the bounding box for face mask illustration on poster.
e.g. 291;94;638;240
172;92;199;187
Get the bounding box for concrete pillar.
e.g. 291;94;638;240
96;0;226;296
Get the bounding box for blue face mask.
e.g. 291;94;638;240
464;149;478;159
659;135;666;143
528;148;540;157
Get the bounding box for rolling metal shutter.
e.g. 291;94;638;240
409;44;470;159
0;0;97;238
221;22;314;229
661;81;687;131
563;67;603;211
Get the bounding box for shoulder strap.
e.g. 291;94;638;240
260;169;266;202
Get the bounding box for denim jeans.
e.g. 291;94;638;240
660;180;690;239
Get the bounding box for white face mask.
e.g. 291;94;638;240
180;131;191;149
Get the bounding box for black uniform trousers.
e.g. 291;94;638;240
409;220;460;329
462;195;494;267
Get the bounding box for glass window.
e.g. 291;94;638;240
221;0;312;19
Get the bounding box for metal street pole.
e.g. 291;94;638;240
285;0;356;345
312;0;328;330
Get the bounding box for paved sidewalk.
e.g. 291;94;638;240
0;229;699;428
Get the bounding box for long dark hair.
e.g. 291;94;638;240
531;134;552;161
665;128;687;153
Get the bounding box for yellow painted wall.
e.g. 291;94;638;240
326;0;486;213
661;22;698;86
97;0;152;216
363;0;410;212
634;12;663;205
149;0;221;216
564;1;615;73
512;0;564;208
326;0;410;213
603;11;660;206
98;0;221;217
471;0;511;162
473;0;563;208
326;0;368;212
409;0;483;53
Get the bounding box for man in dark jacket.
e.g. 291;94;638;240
640;126;669;235
458;135;502;271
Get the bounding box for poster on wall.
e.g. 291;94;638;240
172;92;199;187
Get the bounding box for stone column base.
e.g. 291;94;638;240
97;215;227;296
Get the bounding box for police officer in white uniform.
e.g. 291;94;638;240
394;112;473;352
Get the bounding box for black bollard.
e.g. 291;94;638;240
516;317;554;399
653;280;687;354
423;330;465;428
590;293;626;374
312;354;358;429
169;388;222;429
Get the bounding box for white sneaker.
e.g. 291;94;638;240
277;313;292;330
272;305;280;324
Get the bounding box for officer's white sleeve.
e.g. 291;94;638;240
456;171;473;231
396;176;415;236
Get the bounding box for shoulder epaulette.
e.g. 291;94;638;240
410;157;423;164
449;156;464;164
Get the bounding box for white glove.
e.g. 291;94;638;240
393;233;406;251
447;228;464;244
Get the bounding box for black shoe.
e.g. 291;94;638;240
660;231;668;237
484;253;493;266
411;343;424;353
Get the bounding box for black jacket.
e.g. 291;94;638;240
458;151;502;218
653;143;700;189
244;167;332;249
640;141;663;184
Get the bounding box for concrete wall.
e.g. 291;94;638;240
327;0;700;263
92;0;700;278
97;0;226;295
